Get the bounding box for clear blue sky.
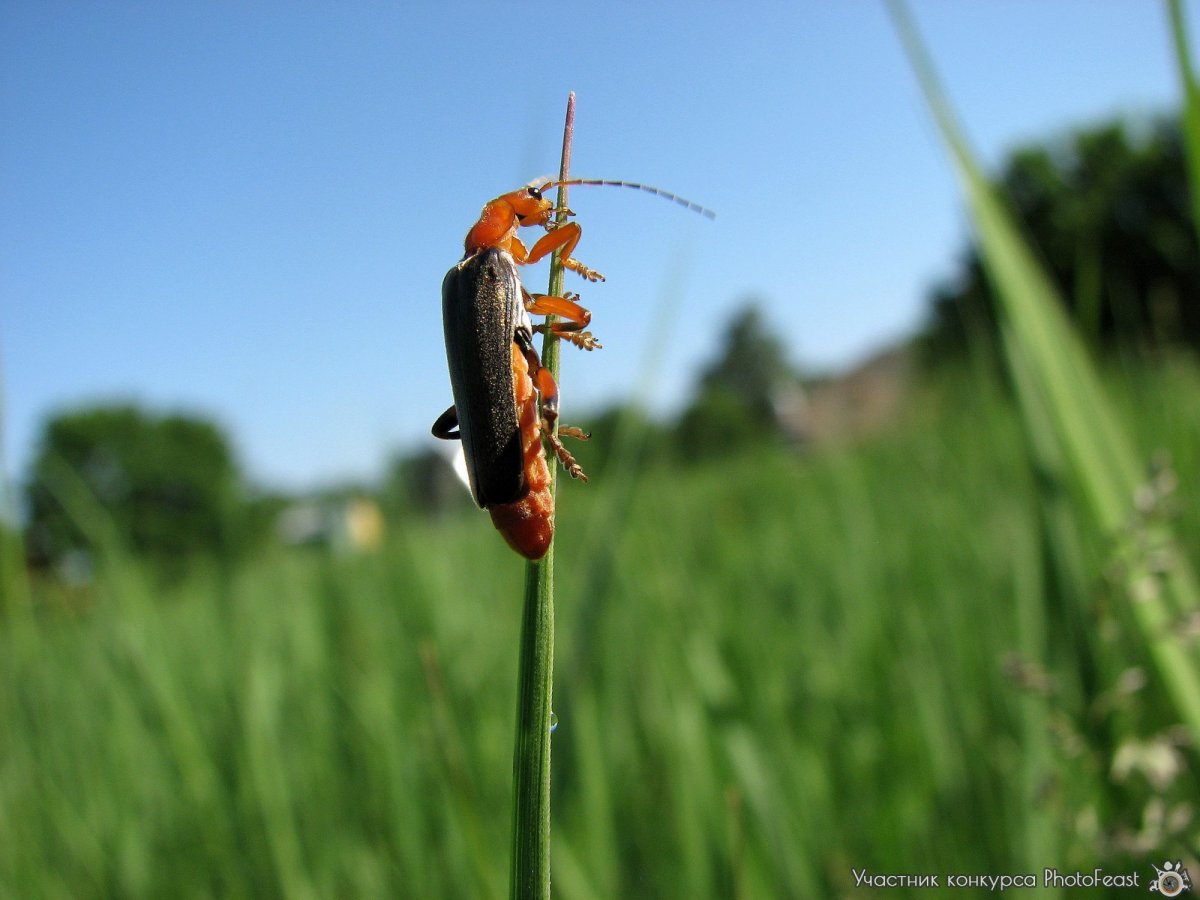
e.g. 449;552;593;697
3;2;1193;492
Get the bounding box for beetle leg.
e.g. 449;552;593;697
504;235;530;264
557;425;591;441
515;329;589;482
550;330;602;350
524;223;605;282
525;291;590;327
526;290;602;350
431;405;460;440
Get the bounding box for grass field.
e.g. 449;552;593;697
3;357;1197;898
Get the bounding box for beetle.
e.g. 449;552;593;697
433;178;714;559
432;245;590;559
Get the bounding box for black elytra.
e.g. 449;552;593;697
438;247;532;508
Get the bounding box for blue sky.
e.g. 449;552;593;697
2;2;1194;492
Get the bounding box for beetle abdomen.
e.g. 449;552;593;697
488;342;553;559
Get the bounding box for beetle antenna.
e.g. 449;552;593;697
541;178;716;219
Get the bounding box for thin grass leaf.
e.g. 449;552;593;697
890;0;1200;741
1167;0;1200;248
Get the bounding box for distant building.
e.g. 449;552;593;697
786;343;913;447
278;496;384;553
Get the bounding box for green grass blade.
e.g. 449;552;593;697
1167;0;1200;248
890;0;1200;740
510;559;555;900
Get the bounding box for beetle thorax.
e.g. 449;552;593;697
464;199;519;256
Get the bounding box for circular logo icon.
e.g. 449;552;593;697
1158;871;1185;898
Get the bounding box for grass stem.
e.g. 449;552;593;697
509;90;575;900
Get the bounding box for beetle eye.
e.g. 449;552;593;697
527;187;542;200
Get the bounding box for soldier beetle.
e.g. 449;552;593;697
433;178;713;559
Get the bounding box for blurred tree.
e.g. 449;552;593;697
674;304;800;460
25;405;245;571
922;117;1200;361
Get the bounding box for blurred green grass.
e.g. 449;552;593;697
3;358;1197;898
